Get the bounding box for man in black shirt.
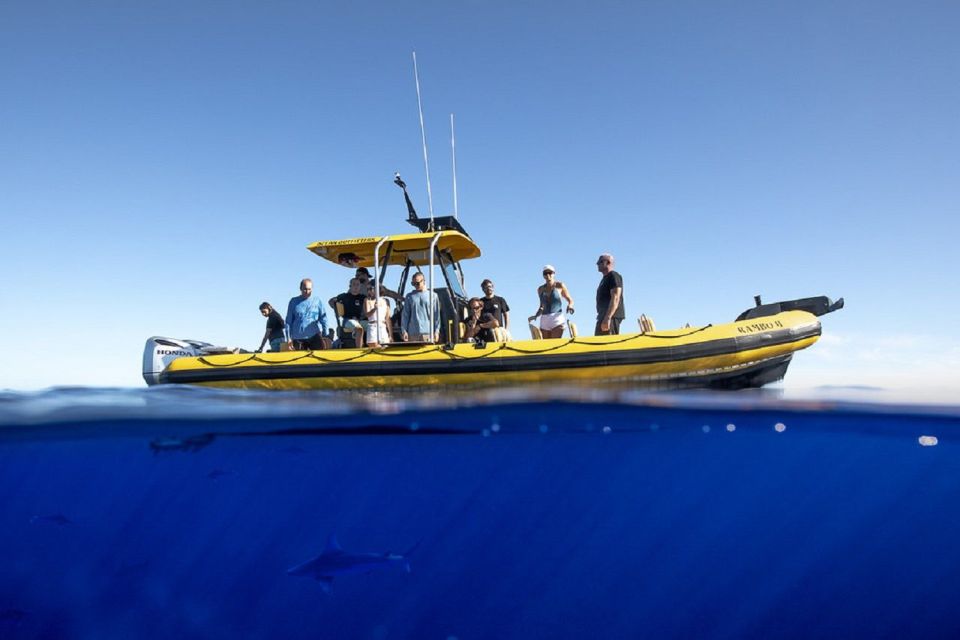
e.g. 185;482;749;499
329;277;366;347
595;253;625;335
480;279;510;338
464;297;498;343
256;302;286;352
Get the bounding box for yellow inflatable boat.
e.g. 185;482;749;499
147;308;830;390
143;182;842;390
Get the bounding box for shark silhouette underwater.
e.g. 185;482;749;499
287;534;419;593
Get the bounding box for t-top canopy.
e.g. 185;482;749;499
307;230;482;268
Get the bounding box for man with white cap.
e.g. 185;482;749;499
528;264;575;339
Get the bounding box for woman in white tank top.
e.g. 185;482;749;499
363;285;393;347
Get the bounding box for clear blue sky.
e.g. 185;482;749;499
1;1;958;392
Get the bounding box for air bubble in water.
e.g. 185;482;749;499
481;429;491;437
726;423;736;432
919;435;938;447
409;422;419;432
602;426;612;434
774;422;786;433
491;423;501;433
702;425;711;433
538;424;549;434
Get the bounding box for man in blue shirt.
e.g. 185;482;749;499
401;272;440;342
285;278;329;350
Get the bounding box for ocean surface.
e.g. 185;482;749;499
2;384;960;639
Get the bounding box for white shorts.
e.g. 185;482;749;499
343;318;362;332
539;312;566;331
366;322;390;344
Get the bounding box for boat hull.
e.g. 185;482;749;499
156;310;821;391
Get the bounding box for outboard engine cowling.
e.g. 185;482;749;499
736;295;844;322
142;336;215;386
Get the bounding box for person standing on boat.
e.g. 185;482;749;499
285;278;329;350
255;302;285;352
528;265;575;339
401;272;440;342
363;283;393;348
480;279;511;339
595;253;625;335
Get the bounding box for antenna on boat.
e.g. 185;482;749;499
394;173;418;221
412;51;435;226
450;113;459;219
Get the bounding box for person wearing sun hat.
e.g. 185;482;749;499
528;264;575;339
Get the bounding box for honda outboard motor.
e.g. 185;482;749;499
142;336;215;385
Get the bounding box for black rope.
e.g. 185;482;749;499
374;346;440;358
195;325;715;368
442;342;509;360
198;349;372;368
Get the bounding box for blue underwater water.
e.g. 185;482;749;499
2;385;960;639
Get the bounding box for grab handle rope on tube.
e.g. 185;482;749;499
196;325;714;368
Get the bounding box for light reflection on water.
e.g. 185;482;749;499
2;382;959;428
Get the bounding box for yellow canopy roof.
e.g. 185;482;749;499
307;230;482;268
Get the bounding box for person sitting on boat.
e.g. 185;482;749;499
401;272;440;342
329;277;365;348
255;302;285;352
464;297;498;343
363;284;393;348
528;265;575;339
285;278;329;350
480;279;510;340
595;253;625;336
355;267;402;302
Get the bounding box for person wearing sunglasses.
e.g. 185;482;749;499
284;278;329;350
479;279;510;339
356;266;402;302
528;265;575;339
401;272;440;342
595;253;624;335
464;297;498;343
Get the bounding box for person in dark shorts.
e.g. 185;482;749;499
595;253;625;335
285;278;329;350
480;279;510;338
256;302;286;352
